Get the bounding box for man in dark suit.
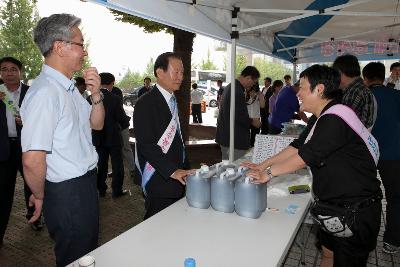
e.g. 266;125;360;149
215;66;261;161
137;77;152;98
0;57;42;246
134;52;194;219
90;72;129;198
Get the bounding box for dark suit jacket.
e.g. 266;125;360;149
133;86;187;199
89;88;127;148
0;83;28;161
215;79;252;150
111;86;123;101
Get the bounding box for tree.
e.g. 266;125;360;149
223;54;248;76
110;10;194;140
143;57;156;82
0;0;42;83
116;69;144;90
199;49;217;70
253;57;292;83
235;54;247;77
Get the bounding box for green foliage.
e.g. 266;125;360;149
116;69;143;90
110;9;173;34
253;57;292;83
235;54;247;76
143;57;155;81
199;49;217;70
0;0;42;82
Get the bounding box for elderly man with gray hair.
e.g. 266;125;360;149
20;14;105;266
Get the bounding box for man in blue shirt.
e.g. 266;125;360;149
268;82;308;134
20;14;105;266
363;62;400;255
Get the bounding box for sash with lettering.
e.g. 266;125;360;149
0;84;19;116
135;96;182;195
305;104;379;165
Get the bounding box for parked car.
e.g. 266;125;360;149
123;87;140;106
197;84;218;107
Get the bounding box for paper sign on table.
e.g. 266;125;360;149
252;134;295;164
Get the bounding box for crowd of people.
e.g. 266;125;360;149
0;12;399;267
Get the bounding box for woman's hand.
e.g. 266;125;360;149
241;161;265;172
246;169;270;184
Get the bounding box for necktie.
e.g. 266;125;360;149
169;95;185;161
169;95;176;115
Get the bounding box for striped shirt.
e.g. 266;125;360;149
342;77;375;129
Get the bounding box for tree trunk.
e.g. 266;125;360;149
172;28;195;142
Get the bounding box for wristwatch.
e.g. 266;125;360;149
265;166;274;180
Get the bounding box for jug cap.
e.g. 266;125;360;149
238;166;248;174
226;168;235;176
200;165;209;172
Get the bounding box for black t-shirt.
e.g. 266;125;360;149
294;101;380;204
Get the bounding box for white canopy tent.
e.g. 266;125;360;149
88;0;400;161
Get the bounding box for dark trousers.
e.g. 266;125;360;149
268;124;282;135
191;104;202;123
378;160;400;246
43;170;99;267
249;124;260;147
144;196;181;220
320;201;381;267
96;146;124;195
0;138;34;242
260;108;269;134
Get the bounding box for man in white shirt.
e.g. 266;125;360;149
20;14;105;266
190;83;203;123
384;62;400;90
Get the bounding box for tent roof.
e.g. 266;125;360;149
89;0;400;63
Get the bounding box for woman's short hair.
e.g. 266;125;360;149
34;13;81;57
271;80;283;92
299;64;342;100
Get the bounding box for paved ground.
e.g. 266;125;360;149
1;171;398;267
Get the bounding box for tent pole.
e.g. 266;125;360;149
229;7;239;163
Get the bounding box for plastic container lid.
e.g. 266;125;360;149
184;257;196;267
200;165;209;172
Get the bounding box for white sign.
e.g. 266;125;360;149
252;134;295;164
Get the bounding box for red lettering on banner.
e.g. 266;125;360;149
337;41;353;56
353;41;368;55
321;42;334;57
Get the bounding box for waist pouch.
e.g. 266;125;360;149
310;193;382;238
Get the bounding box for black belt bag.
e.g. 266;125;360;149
310;193;382;238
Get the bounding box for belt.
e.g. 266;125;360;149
9;137;20;142
316;192;382;210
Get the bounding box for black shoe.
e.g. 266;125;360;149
30;217;44;231
112;189;129;199
99;191;106;198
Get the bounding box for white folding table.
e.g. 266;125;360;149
69;173;311;267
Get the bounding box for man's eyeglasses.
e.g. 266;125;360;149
57;40;85;48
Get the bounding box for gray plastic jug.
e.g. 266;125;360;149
234;176;267;219
211;168;240;213
186;165;215;209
